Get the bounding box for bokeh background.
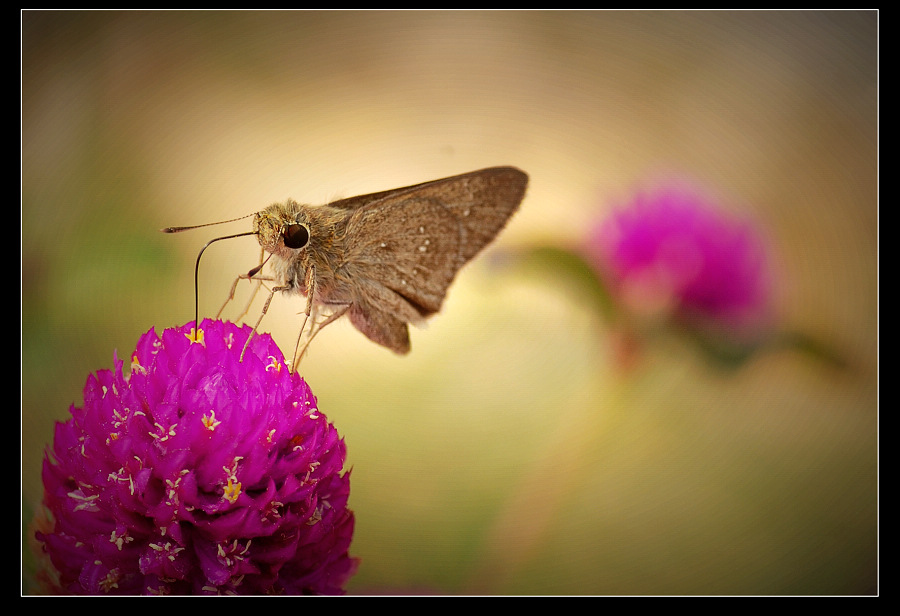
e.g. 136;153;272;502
22;11;877;595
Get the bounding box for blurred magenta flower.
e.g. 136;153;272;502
33;319;358;595
585;179;773;340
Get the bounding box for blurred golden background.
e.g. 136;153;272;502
22;11;876;594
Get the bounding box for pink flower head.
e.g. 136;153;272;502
586;180;773;338
34;319;358;595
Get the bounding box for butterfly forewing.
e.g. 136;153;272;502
342;168;526;317
343;196;461;317
423;167;528;264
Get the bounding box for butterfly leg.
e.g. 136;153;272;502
290;263;353;371
291;263;321;371
240;282;291;362
291;302;352;372
218;275;273;321
218;248;274;321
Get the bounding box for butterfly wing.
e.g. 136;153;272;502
343;167;527;314
427;166;529;265
338;167;527;352
328;166;525;217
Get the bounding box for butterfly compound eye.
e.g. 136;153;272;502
283;223;310;249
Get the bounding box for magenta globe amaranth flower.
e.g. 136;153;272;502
34;319;358;595
586;180;774;339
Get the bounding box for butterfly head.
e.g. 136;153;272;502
255;202;312;256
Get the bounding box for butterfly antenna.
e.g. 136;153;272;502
161;212;255;234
